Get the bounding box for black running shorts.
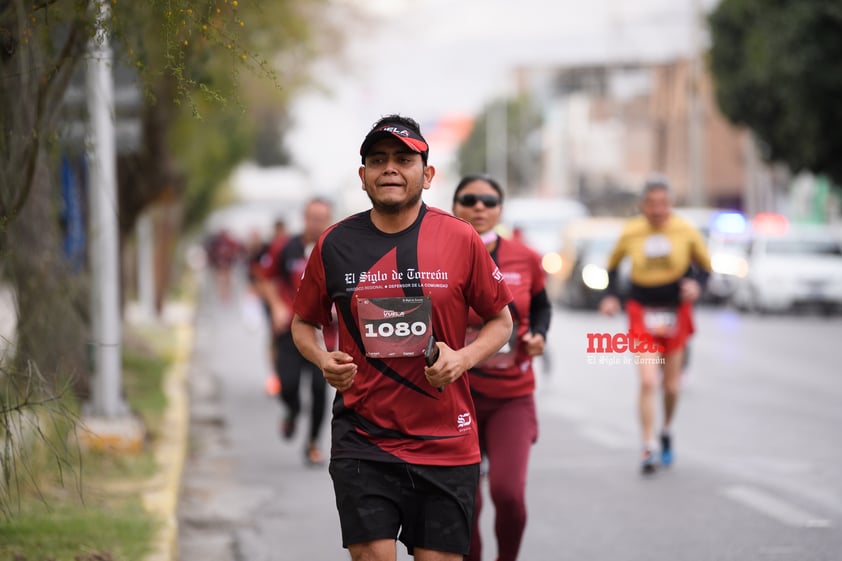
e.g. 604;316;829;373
329;458;480;555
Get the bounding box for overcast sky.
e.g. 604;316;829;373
282;0;721;209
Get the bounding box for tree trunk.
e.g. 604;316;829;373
6;152;90;397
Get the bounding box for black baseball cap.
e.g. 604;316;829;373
360;122;429;164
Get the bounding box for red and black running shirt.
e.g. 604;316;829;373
256;234;338;348
294;204;512;466
467;237;548;399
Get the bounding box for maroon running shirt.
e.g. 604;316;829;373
294;205;512;466
466;237;546;398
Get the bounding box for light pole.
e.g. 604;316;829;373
86;1;127;418
486;100;508;183
687;0;706;207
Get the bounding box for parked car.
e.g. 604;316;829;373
501;197;589;297
731;225;842;314
706;232;751;302
674;207;750;304
562;234;632;308
704;211;751;302
555;217;627;308
673;206;723;240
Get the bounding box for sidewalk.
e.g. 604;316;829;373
140;301;194;561
175;270;343;561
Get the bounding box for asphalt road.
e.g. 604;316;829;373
178;268;842;561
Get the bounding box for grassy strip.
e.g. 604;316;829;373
0;324;176;561
0;504;154;560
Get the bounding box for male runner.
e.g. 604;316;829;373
291;114;513;560
599;175;711;474
257;199;334;465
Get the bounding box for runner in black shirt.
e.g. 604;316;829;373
256;200;334;465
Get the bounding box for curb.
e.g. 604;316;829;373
142;316;193;561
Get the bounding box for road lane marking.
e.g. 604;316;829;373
578;426;631;449
721;485;832;528
540;398;589;420
685;448;842;517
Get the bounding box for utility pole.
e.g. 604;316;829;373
486;100;508;183
86;1;127;419
687;0;706;207
81;1;144;453
136;211;157;322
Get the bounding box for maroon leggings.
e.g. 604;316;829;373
466;393;538;561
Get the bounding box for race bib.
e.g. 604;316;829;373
643;307;678;337
643;234;672;258
356;296;432;358
465;323;519;370
643;234;674;270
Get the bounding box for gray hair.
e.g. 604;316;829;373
642;173;671;196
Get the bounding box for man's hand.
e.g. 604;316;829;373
424;343;468;390
320;351;357;392
271;303;291;333
522;332;545;357
679;278;702;303
599;295;621;316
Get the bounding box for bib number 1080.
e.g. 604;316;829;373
364;321;428;338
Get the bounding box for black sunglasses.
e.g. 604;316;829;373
456;194;501;208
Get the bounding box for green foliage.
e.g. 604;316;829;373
1;0;341;234
169;90;253;228
0;0;342;433
120;330;170;437
0;324;173;557
457;96;543;195
152;0;338;231
0;362;80;520
112;0;287;110
0;0;341;405
0;503;154;561
708;0;842;188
